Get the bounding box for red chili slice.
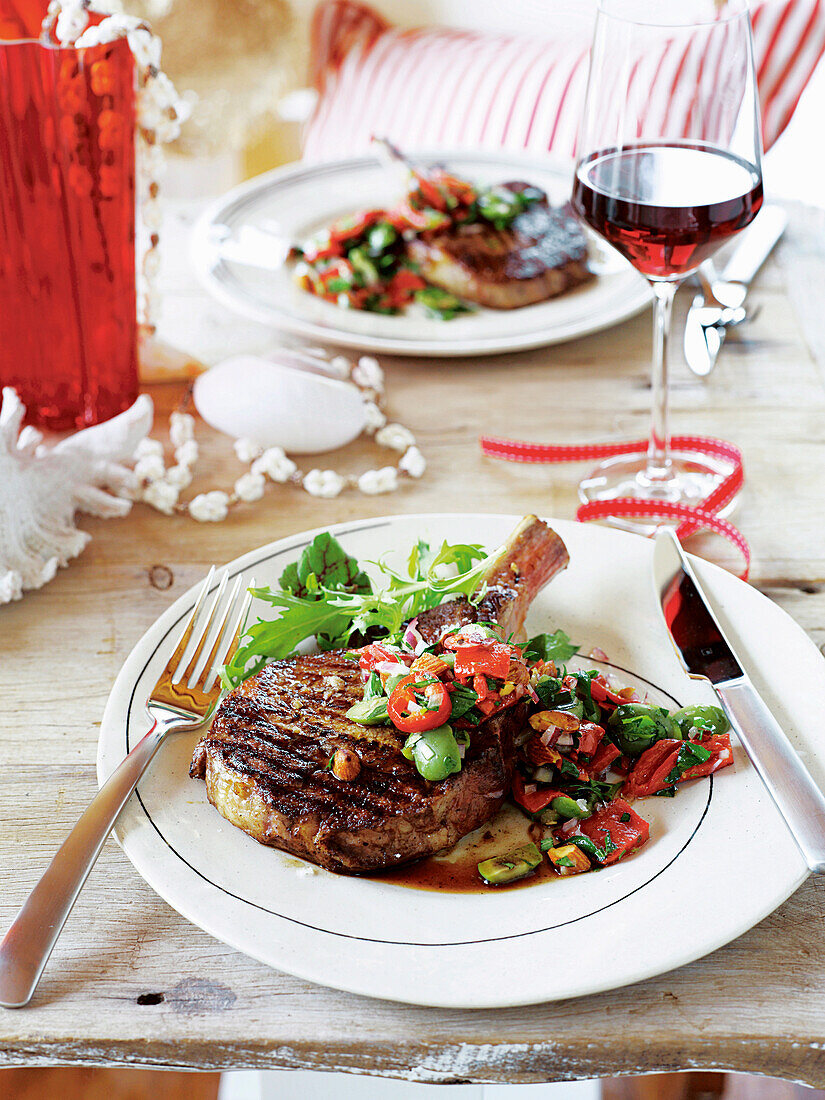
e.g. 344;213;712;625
579;799;650;863
387;674;451;734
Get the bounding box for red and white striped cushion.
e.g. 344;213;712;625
303;0;825;163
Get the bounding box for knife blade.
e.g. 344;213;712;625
653;528;825;873
683;204;788;377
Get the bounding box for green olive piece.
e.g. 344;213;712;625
671;705;730;740
551;795;591;820
367;222;397;252
608;702;679;756
478;843;542;886
383;670;409;696
345;696;389;726
403;725;462;781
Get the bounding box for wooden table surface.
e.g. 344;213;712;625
3;201;825;1086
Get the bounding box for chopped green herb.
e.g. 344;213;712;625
567;779;623;808
522;629;579;664
475;183;543;229
663;741;713;785
620;812;631;823
608;702;679;756
573;670;601;723
367;222;397;252
567;836;601;862
325;276;352;293
601;831;618;858
449;683;479;721
568;831;617;864
534;676;584;718
414;285;473;320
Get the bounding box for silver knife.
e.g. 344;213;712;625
683;205;788;377
653;528;825;873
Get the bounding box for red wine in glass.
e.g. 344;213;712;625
572;142;763;280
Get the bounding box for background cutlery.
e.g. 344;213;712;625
684;205;788;376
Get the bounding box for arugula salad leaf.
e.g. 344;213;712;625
522;629;580;664
382;538;489;617
221;534;504;688
279;532;371;599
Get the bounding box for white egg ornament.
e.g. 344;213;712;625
193;353;367;454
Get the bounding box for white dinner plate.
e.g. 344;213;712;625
98;515;820;1008
190;152;651;357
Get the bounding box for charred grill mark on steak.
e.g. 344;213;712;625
190;517;570;874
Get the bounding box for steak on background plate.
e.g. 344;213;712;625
190;516;569;874
408;184;593;310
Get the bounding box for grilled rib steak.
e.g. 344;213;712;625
408;185;593;309
190;516;569;874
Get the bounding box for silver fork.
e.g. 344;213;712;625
0;568;253;1009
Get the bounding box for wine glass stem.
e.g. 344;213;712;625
645;280;680;485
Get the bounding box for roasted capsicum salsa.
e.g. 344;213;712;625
291;168;542;318
345;623;733;886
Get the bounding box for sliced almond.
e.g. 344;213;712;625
544;709;581;732
524;735;563;768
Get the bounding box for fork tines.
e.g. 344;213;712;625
166;569;253;695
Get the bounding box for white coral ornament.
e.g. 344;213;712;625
0;388;153;603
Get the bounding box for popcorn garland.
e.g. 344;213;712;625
43;0;187;330
131;355;428;520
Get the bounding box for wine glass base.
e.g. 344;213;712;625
578;451;737;536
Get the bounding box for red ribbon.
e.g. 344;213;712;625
480;434;750;581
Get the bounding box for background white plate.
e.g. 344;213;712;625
98;515;821;1008
190;153;652;357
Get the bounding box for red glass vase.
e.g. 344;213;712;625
0;1;138;429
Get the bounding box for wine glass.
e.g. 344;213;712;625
571;0;763;525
